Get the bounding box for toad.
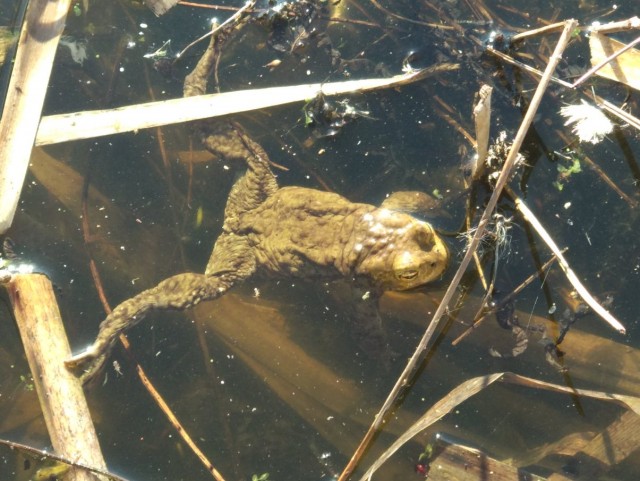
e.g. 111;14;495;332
66;20;450;384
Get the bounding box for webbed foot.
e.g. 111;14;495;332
65;345;108;385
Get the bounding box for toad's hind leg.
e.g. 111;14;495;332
66;273;235;384
215;125;279;220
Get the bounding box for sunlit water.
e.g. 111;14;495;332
1;0;639;480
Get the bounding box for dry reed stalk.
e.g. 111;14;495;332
35;65;457;146
0;0;72;234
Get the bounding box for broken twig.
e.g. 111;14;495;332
472;84;493;180
506;186;626;334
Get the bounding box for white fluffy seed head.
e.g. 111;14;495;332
560;100;613;144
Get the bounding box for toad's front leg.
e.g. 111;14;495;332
66;272;236;384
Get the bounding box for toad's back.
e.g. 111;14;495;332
237;186;375;278
236;185;449;291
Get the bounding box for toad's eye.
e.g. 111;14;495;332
397;269;418;280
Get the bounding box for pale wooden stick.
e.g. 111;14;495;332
0;0;72;234
506;187;626;334
336;19;579;481
7;274;108;481
35;64;458;146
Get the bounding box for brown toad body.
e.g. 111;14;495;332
66;136;449;382
66;25;449;383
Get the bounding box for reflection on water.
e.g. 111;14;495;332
1;0;640;480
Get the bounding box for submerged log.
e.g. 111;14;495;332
547;410;640;480
381;291;640;397
426;437;546;481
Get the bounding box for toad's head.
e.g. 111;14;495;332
354;209;449;290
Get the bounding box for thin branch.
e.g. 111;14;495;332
589;16;640;35
177;1;256;12
176;1;256;59
0;438;130;481
486;46;573;88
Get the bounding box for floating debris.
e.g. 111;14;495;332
482;131;525;187
59;36;88;66
303;93;371;138
560;100;613;144
143;39;172;60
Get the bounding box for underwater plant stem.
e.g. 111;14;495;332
506;187;626;334
8;274;107;481
339;19;578;481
